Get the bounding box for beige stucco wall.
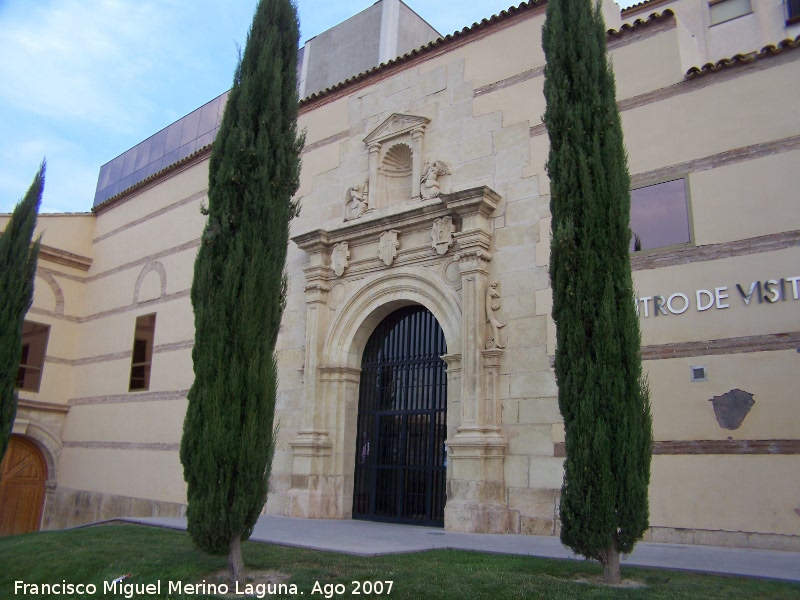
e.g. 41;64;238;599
5;1;797;547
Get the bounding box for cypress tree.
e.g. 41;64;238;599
542;0;652;584
0;163;44;469
179;0;303;583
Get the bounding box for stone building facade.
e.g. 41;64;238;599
1;0;799;550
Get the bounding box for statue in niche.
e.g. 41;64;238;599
485;280;506;349
420;160;450;200
344;181;369;221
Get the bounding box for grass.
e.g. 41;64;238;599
0;524;798;599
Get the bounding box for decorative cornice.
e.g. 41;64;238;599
39;245;92;271
555;439;800;456
631;230;800;272
642;332;800;361
62;441;179;452
70;389;189;406
16;398;70;414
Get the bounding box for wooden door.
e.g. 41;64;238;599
0;436;46;536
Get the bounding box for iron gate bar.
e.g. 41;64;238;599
353;306;447;527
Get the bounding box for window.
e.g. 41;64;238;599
630;179;691;252
129;314;156;391
709;0;752;26
787;0;800;25
16;321;50;393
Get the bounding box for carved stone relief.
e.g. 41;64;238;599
331;242;350;277
363;113;430;206
431;216;455;255
485;280;506;349
378;230;400;266
344;182;369;221
420;160;450;200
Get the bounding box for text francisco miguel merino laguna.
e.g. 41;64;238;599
13;579;304;598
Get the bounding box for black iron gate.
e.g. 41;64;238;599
353;306;447;526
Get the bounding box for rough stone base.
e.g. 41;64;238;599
45;487;184;530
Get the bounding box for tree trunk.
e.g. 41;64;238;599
228;535;244;585
603;542;621;585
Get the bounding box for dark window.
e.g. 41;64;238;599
16;321;50;392
787;0;800;24
129;314;156;391
630;179;691;252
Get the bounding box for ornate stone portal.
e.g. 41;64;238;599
290;186;510;533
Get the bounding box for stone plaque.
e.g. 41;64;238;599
331;242;350;277
431;216;454;255
378;230;400;266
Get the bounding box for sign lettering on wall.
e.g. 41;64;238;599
636;275;800;318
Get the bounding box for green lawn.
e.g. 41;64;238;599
0;524;797;599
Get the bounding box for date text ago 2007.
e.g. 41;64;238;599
312;580;394;597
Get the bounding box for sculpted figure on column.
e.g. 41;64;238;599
485;280;506;349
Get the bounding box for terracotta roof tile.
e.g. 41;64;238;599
607;8;675;37
685;34;800;79
621;0;671;16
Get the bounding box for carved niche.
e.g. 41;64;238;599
363;113;429;209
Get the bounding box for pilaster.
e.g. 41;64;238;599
442;187;510;533
411;128;424;199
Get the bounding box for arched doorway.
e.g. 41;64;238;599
0;435;47;536
353;305;447;526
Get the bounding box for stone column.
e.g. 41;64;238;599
411;128;424;199
442;186;510;533
367;142;381;209
287;236;336;518
320;365;362;518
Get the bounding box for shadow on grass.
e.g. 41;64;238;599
0;524;797;599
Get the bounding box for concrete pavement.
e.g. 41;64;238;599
117;515;800;583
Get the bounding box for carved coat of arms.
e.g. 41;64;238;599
431;216;454;255
378;230;400;267
710;389;755;430
331;242;350;277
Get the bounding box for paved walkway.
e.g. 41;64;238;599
115;515;800;583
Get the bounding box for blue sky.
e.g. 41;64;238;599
0;0;635;214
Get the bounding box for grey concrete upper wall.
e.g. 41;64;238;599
304;3;383;97
397;1;441;57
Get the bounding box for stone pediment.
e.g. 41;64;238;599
363;113;429;146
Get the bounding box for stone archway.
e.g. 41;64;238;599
352;304;448;526
0;435;47;536
288;186;509;532
286;268;463;521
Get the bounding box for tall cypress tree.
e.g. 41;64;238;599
0;163;44;469
179;0;303;583
542;0;652;584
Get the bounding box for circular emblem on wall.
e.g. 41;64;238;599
442;258;461;290
329;282;347;308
